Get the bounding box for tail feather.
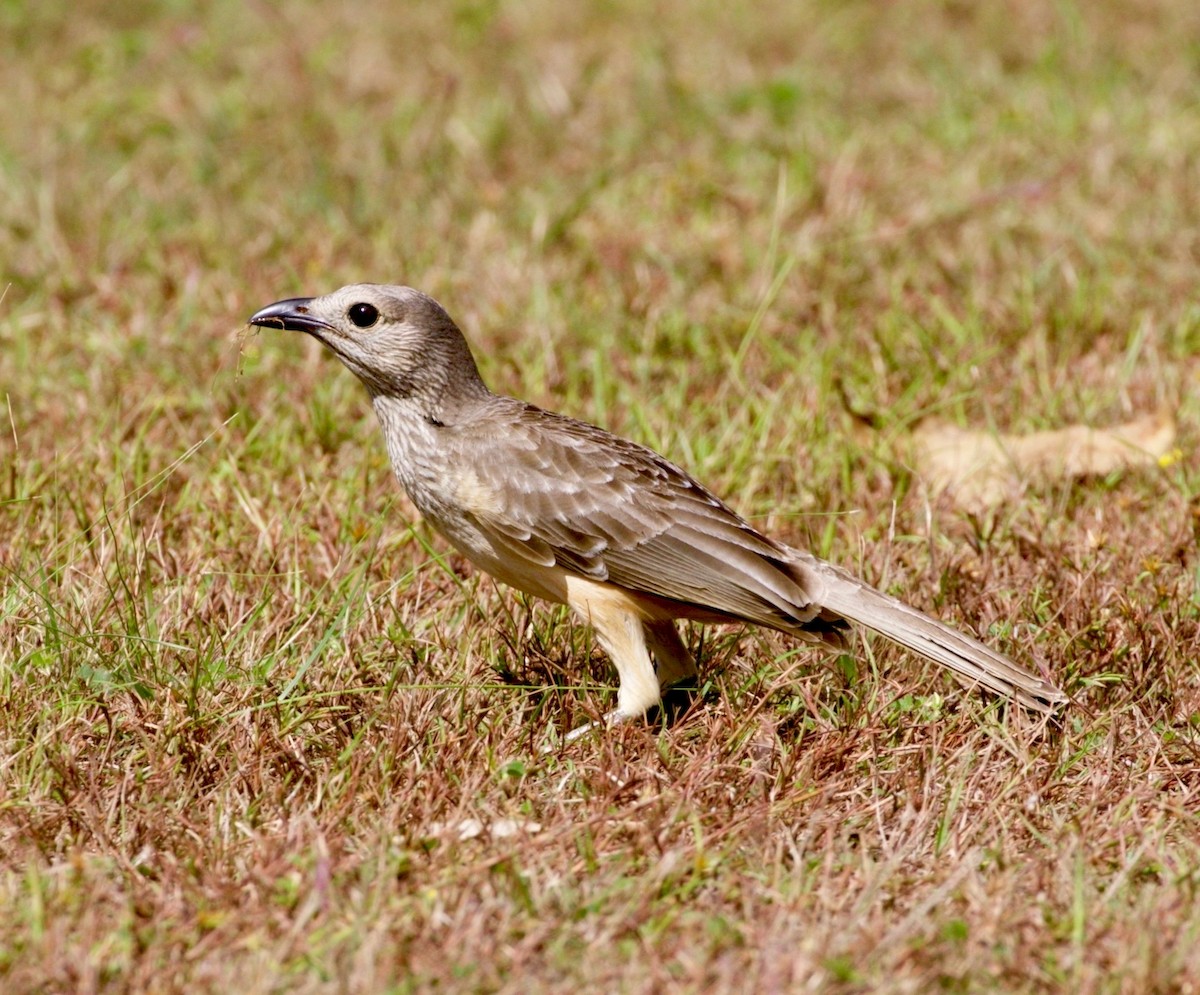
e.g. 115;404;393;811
791;552;1068;713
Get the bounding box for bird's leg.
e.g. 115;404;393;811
645;618;701;725
562;617;700;744
593;608;663;719
644;619;697;689
562;598;662;743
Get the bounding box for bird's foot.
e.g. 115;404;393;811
561;707;635;745
558;680;703;746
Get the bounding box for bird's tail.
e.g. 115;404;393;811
788;549;1068;713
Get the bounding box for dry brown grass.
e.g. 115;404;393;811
3;0;1200;990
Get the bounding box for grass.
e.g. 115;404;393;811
3;0;1200;990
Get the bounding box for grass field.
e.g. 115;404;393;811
3;0;1200;990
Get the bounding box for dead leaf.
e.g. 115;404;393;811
909;410;1177;511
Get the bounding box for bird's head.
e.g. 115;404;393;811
249;284;487;404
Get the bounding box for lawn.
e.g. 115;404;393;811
2;0;1199;990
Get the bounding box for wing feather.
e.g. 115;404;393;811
452;402;826;629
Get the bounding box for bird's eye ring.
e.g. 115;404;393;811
348;302;379;328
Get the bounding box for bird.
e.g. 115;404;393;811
249;284;1068;738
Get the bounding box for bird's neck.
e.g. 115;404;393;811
371;379;493;432
370;389;494;513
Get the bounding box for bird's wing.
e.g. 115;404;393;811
437;401;1065;712
446;402;834;631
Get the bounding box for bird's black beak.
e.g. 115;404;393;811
248;297;330;335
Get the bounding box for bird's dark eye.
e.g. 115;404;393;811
348;302;379;328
